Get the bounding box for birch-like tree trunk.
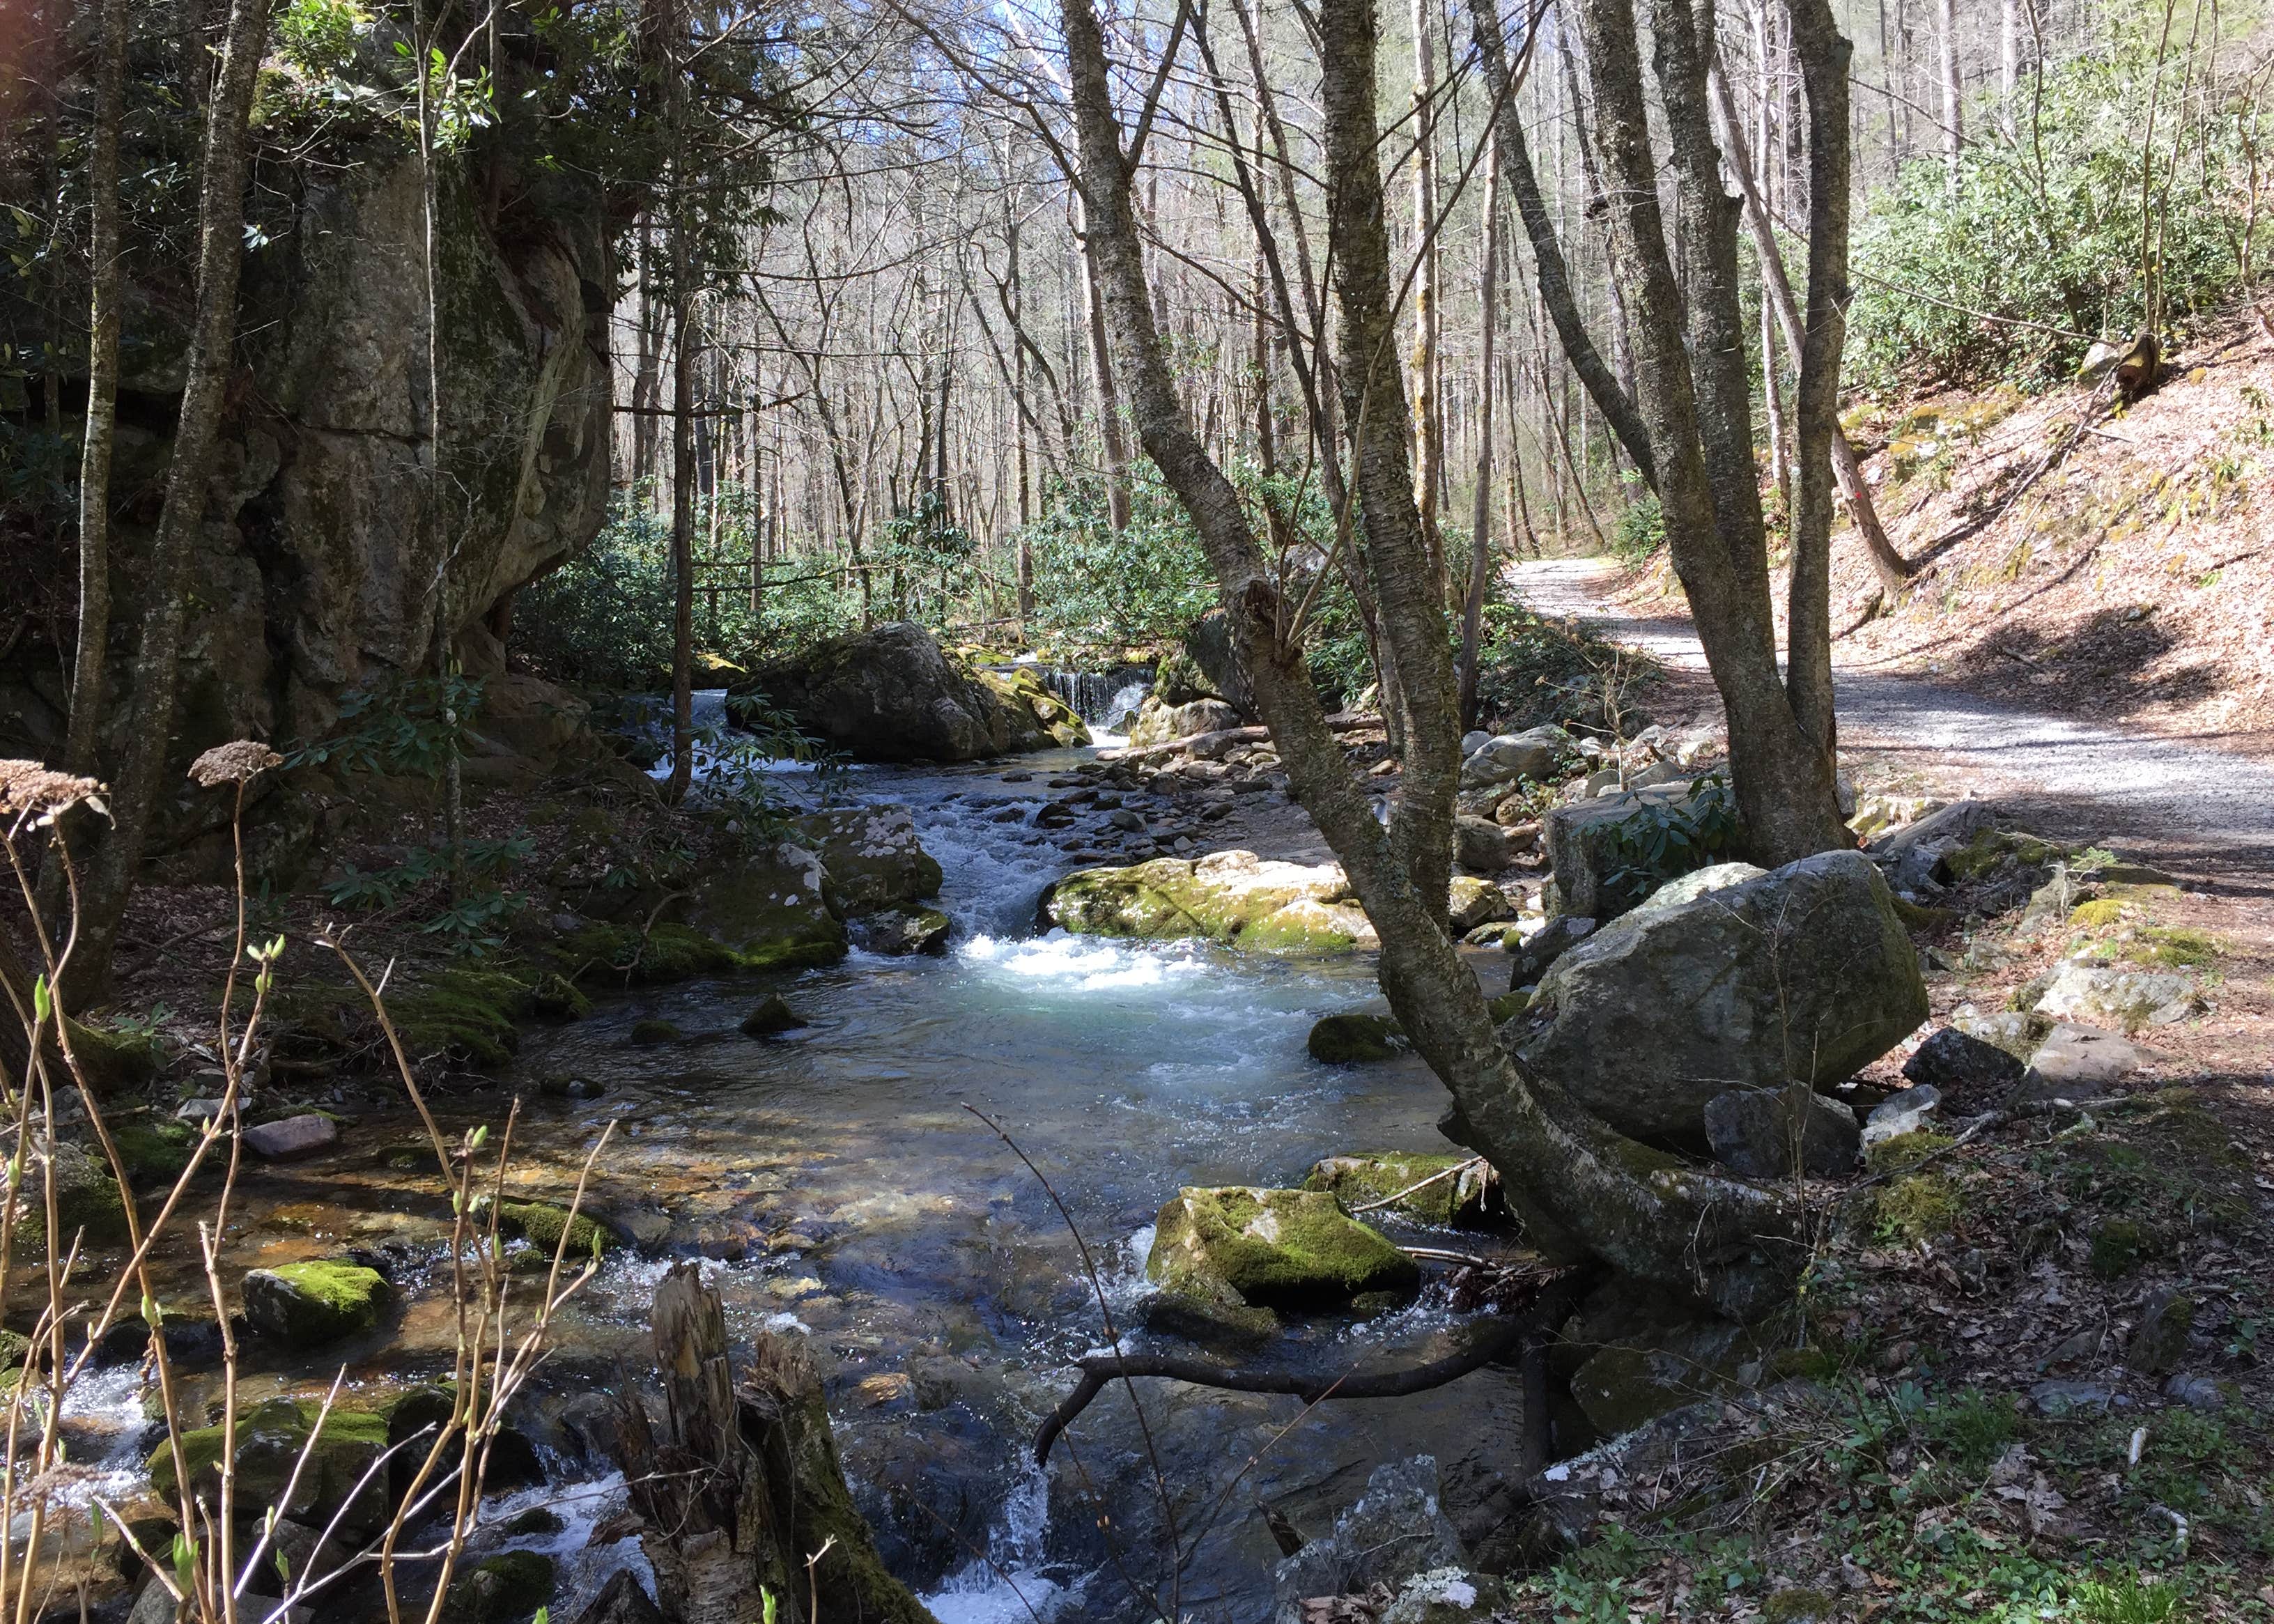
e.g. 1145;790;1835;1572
69;0;277;1000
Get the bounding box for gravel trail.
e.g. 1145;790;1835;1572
1513;556;2274;886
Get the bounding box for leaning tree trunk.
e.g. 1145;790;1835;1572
617;1263;936;1624
66;0;277;1004
1058;0;1797;1316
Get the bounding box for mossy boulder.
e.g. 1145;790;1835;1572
148;1397;392;1533
628;1018;682;1046
1307;1013;1403;1065
15;1142;128;1249
0;1328;30;1372
848;905;952;957
794;805;944;914
681;846;848;970
740;995;807;1037
242;1261;392;1347
745;620;1060;760
391;966;532;1068
970;664;1092;748
112;1118;197;1186
1044;851;1376;954
445;1549;555;1624
495;1200;612;1264
1147;1187;1418;1310
1304;1152;1499;1226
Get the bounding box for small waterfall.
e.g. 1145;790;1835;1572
1039;665;1153;727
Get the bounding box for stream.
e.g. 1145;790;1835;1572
45;729;1529;1624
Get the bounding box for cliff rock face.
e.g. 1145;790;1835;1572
2;137;612;818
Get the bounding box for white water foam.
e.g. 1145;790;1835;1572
962;932;1207;992
479;1470;656;1617
919;1464;1081;1624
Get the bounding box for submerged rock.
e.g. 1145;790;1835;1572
242;1261;391;1347
1517;851;1928;1143
1304;1152;1498;1226
849;905;951;957
745;621;1068;761
1269;1457;1470;1624
1307;1013;1402;1065
445;1549;555;1624
740;995;808;1037
1147;1187;1419;1312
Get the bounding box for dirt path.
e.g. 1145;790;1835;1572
1514;556;2274;892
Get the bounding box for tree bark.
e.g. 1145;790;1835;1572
1457;135;1502;729
1058;0;1797;1314
1563;0;1847;864
68;0;277;1002
1937;0;1963;178
1467;0;1657;491
62;0;127;783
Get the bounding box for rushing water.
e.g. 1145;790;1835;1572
49;723;1524;1624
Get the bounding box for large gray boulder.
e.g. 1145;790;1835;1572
1459;725;1572;791
1516;850;1928;1143
745;623;1056;761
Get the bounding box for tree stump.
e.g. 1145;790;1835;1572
614;1261;936;1624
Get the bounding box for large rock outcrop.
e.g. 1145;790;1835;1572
745;624;1085;761
1044;850;1379;954
1515;850;1928;1143
1;140;616;835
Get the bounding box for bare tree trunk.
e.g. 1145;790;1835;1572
1078;223;1133;531
1563;0;1847;863
1409;0;1444;580
666;109;696;803
1056;0;1797;1313
61;0;127;783
1937;0;1963;178
68;0;277;1002
1467;0;1657;490
1457;134;1502;727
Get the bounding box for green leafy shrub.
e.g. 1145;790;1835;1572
1611;493;1664;561
1598;773;1741;910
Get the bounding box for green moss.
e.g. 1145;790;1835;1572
1305;1151;1495;1226
242;1260;391;1345
1875;1173;1962;1242
2070;897;2130;929
528;973;592;1021
113;1118;196;1186
1147;1186;1420;1308
555;920;841;982
1306;1012;1402;1065
15;1143;128;1249
1865;1129;1954;1175
392;966;532;1068
149;1398;392;1532
2133;927;2223;968
1486;989;1531;1024
628;1017;681;1046
1763;1590;1837;1623
496;1200;611;1263
0;1329;29;1371
2090;1218;2148;1278
67;1019;160;1095
446;1549;555;1624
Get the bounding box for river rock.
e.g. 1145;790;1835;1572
16;1141;128;1248
849;905;952;957
741;996;807;1037
148;1397;392;1534
1127;695;1241;748
1632;861;1765;914
745;621;1061;761
1454;816;1512;872
1703;1084;1859;1178
243;1114;339;1160
446;1550;555;1624
1269;1458;1470;1624
794;805;943;913
2018;1021;2142;1101
1504;914;1594;991
1543;780;1724;920
2034;963;2201;1031
1458;726;1571;791
968;661;1092;748
1044;851;1377;954
1304;1152;1498;1227
1308;1013;1403;1065
242;1261;391;1347
1446;876;1514;931
685;842;848;969
1517;851;1928;1143
1902;1026;2026;1097
1147;1187;1419;1310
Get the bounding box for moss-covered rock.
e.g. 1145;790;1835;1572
495;1200;612;1263
740;995;807;1037
1307;1013;1402;1065
242;1261;391;1347
112;1118;197;1186
681;846;849;970
794;805;944;914
148;1397;392;1533
1147;1187;1418;1310
392;966;532;1068
445;1549;555;1624
848;904;952;957
968;664;1092;748
15;1142;129;1249
628;1017;682;1046
0;1328;30;1372
1045;851;1376;954
1304;1152;1498;1227
555;920;766;983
